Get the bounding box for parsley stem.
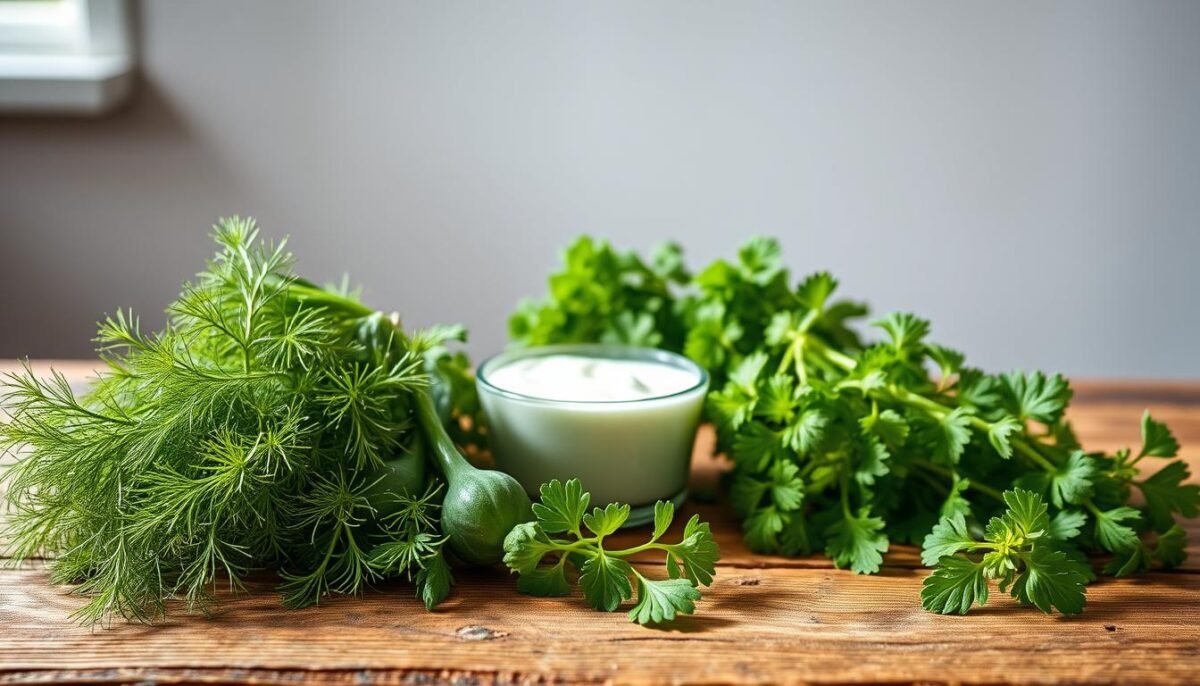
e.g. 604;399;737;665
915;460;1005;503
609;541;667;557
1011;438;1059;473
805;335;856;371
839;471;851;518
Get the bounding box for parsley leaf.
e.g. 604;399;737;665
580;554;634;611
874;312;931;354
1137;461;1200;532
583;503;631;538
987;415;1021;459
531;478;589;534
1048;509;1087;541
923;489;1087;616
732;423;786;473
1093;506;1142;554
921;512;977;567
825;509;889;574
1140;410;1180;458
1020;450;1096;508
860;408;910;448
665;514;720;586
922;408;973;465
768;461;806;511
921;556;989;615
1008;545;1089;615
999;371;1072;424
784;409;829;454
504;479;719;625
744;506;787;553
628;576;701;624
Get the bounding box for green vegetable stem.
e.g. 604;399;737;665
414;389;532;565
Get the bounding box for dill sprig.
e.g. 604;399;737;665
1;218;458;624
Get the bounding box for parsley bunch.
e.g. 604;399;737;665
509;236;690;351
503;479;719;624
511;236;1198;615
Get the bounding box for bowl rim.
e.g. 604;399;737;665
475;343;709;405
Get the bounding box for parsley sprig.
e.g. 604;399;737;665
921;488;1091;615
503;479;719;624
512;236;1198;616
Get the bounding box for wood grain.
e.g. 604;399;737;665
1;362;1198;685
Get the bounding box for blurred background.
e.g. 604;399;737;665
1;0;1197;376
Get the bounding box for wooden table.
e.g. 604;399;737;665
2;362;1198;685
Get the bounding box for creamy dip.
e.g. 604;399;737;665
485;354;699;402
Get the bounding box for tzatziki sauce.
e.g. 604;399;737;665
485;354;699;402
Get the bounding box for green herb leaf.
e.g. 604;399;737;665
987;415;1021;459
860;408;910;448
652;500;676;541
1048;510;1087;541
923;408;973;466
1140;410;1180;458
1008;545;1088;616
504;479;718;625
517;563;572;597
784;409;829;454
1093;507;1142;554
666;515;720;587
1137;461;1200;532
416;550;453;610
628;576;701;624
532;478;590;534
744;506;787;553
921;556;989;615
999;371;1072;424
825;509;889;574
921;513;977;567
580;554;635;612
583;503;631;538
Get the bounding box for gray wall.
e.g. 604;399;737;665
2;0;1199;377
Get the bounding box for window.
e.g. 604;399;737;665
0;0;134;114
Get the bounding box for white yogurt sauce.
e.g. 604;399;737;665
486;354;699;402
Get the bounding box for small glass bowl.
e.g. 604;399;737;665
476;344;709;527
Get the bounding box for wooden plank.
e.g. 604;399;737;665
1;565;1197;684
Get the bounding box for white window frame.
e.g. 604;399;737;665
0;0;134;114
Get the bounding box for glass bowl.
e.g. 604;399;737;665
476;344;708;527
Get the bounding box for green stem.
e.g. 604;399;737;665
911;467;950;496
915;460;1005;502
413;386;469;481
610;541;671;557
839;471;851;518
805;335;856;371
286;281;375;318
1012;439;1058;473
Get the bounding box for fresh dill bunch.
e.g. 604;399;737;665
0;218;460;624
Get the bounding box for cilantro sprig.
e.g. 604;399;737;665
512;236;1198;616
503;479;720;625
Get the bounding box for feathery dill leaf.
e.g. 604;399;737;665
1;218;461;624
